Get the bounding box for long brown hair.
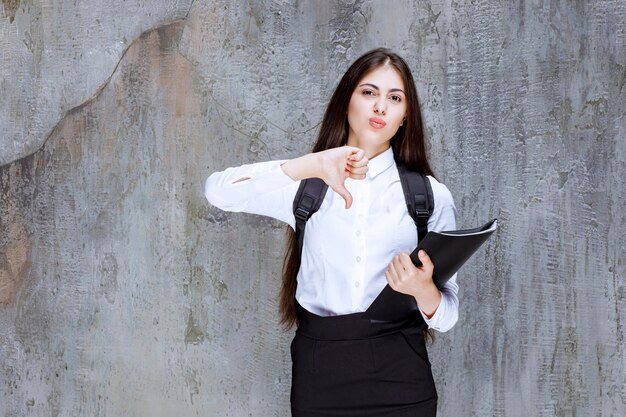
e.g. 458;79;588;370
280;48;436;341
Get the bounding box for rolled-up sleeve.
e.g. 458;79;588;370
418;178;459;332
204;160;300;229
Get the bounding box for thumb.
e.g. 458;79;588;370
418;250;433;270
334;184;353;209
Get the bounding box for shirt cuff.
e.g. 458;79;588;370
419;290;457;332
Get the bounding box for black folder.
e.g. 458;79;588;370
363;219;498;322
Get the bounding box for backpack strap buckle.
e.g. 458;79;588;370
414;194;431;218
416;208;430;218
295;207;310;222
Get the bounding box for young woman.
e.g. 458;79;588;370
205;48;458;417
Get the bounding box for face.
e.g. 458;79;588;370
346;65;407;155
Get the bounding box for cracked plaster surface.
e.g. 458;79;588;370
0;0;625;416
0;0;193;166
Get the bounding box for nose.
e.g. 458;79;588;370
374;98;386;115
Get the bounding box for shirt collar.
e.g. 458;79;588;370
367;146;395;179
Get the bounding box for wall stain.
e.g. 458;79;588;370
558;171;570;189
0;221;31;305
185;369;201;405
2;0;19;23
184;310;206;345
97;253;118;304
0;161;32;305
212;276;228;301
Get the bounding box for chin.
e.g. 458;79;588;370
349;127;393;149
362;133;392;147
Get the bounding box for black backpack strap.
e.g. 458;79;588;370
292;167;431;257
397;165;434;242
293;178;329;256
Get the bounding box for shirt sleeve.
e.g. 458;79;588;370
418;177;460;333
204;160;300;229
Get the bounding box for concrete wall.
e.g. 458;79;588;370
1;0;624;416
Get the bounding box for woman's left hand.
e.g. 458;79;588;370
385;251;442;318
385;251;435;298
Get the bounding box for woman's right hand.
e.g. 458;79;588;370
280;146;369;209
317;146;368;209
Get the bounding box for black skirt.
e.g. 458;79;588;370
291;304;437;417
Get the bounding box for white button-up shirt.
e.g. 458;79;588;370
205;147;459;332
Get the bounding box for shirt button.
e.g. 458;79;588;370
356;256;361;262
355;230;361;236
355;281;360;288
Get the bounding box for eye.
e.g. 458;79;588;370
390;95;403;102
361;89;375;96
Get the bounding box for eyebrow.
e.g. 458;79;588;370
358;83;405;94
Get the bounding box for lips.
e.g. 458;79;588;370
369;118;386;129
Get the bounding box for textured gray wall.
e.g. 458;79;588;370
1;1;624;416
